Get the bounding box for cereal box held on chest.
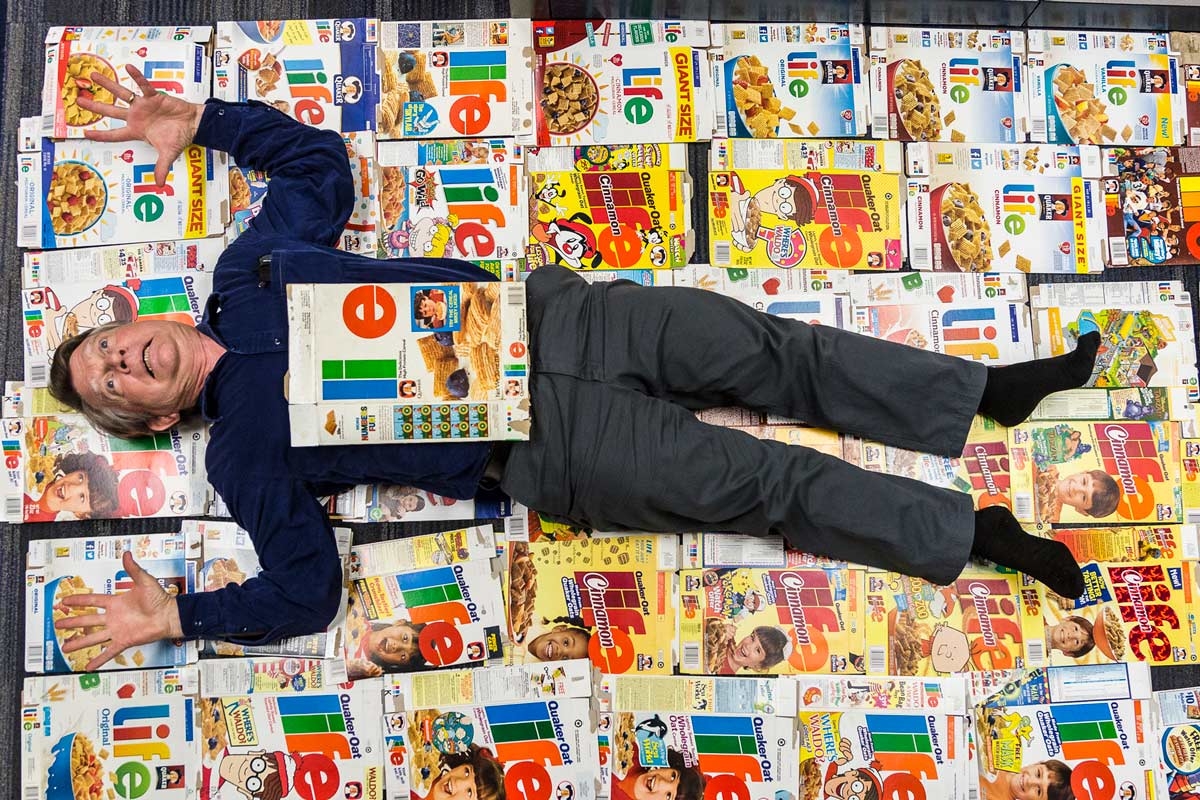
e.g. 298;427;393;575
214;19;379;133
869;27;1028;142
377;19;533;140
1027;29;1185;145
712;22;869;138
1103;146;1200;267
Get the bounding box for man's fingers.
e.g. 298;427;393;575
59;628;113;654
85;645;122;673
126;64;157;98
76;93;129;122
83;127;137;143
154;156;174;189
86;70;131;101
59;593;111;609
55;612;107;631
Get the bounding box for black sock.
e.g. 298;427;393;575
971;506;1085;599
977;331;1100;427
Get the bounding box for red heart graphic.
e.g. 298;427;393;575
763;278;781;295
136;47;148;58
121;150;134;163
611;54;623;66
936;285;955;303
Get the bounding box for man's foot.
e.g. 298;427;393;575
971;506;1085;598
976;332;1100;427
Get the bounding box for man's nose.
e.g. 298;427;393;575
106;345;129;370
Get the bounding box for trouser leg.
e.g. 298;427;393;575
524;265;987;457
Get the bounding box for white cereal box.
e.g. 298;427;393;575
42;25;213;139
713;22;870;138
870;26;1028;142
532;18;715;145
1027;29;1185;145
710;137;901;172
377;19;534;140
22;239;222;288
214;19;379;133
906;142;1106;273
17;137;228;250
527;142;688;172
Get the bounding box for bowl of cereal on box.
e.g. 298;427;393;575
1047;64;1115;144
236;20;285;43
1091;606;1126;661
930;181;995;272
729;55;798;138
541;62;599;136
887;59;942;142
46;161;108;239
47;732;105;800
46;575;106;672
62;52;117;127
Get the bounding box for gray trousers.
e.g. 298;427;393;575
500;265;988;585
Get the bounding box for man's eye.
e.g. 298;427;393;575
99;339;108;350
106;380;115;391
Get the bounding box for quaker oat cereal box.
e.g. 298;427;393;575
347;525;497;577
17;138;227;250
674;263;851;296
1027;29;1185;145
197;656;348;695
23;666;200;706
1185;64;1200;145
711;22;869;138
22;238;222;287
1039;524;1197;565
906;142;1105;273
869;27;1028;142
1102;146;1200;267
848;271;1028;306
25;531;200;674
527;141;688;172
376;19;533;140
531;19;715;146
852;301;1035;364
711;137;902;173
214;19;379;133
708;167;905;269
42;25;213;139
527;168;692;269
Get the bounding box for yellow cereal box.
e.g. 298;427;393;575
711;137;902;173
1037;523;1198;563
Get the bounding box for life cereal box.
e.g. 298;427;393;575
708;167;905;269
357;482;511;522
864;569;1029;676
1040;524;1198;564
678;566;867;676
505;537;676;675
22;238;221;287
198;656;349;695
712;22;869;138
41;25;213;139
1102;145;1200;267
17;138;227;250
198;680;385;800
673;263;851;297
376;19;534;140
385;658;594;712
1027;29;1185;145
25;531;200;674
214;19;379;133
527;168;692;269
23;665;200;706
1030;386;1195;423
711;137;902;172
869;27;1028;142
347;524;497;577
22;689;199;800
794;673;969;714
906;142;1105;273
528;142;688;172
848;271;1028;306
1007;420;1183;525
1186;63;1200;145
1030;277;1189;306
851;301;1035;364
532;19;715;146
375;139;527;261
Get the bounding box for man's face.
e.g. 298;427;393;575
418;296;438;318
43;470;91;514
1058;471;1098;513
1051;619;1090;655
634;767;680;800
729;632;767;669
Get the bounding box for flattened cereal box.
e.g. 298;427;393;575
1186;64;1200;145
906;143;1105;273
848;271;1028;306
214;19;379;132
23;666;199;705
532;19;715;145
1039;524;1197;564
711;137;902;173
713;22;869;138
869;27;1028;142
22;238;222;286
42;25;212;139
673;263;851;296
708;167;904;269
197;656;347;695
347;525;497;576
1102;146;1200;267
528;142;688;172
851;301;1035;363
1027;29;1185;145
377;19;533;140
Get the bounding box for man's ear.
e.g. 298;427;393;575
147;412;181;432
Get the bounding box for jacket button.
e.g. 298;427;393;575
274;338;281;345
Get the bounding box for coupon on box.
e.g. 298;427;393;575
42;26;212;139
214;18;379;132
869;26;1028;142
376;19;533;140
713;22;869;138
1027;29;1185;145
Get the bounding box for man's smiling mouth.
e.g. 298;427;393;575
142;341;155;378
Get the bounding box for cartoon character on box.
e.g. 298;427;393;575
41;283;141;353
799;738;884;800
725;171;818;253
531;217;603;269
204;748;343;800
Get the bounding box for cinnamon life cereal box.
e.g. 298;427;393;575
1186;64;1200;145
376;19;534;140
851;301;1035;364
214;19;379;133
41;25;213;139
527;142;688;172
848;271;1028;306
711;137;902;173
712;22;869;138
22;238;221;286
1027;29;1185;145
869;27;1028;142
1102;146;1200;267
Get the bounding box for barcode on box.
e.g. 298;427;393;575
5;496;22;523
1026;639;1046;667
504;513;529;542
504;284;524;307
27;364;46;387
715;111;728;137
680;641;701;671
26;642;44;673
20;225;38;248
1014;495;1033;521
1185;510;1200;526
872;113;888;136
1107;237;1129;266
910;245;930;269
1032;117;1047;140
25;785;41;800
713;241;731;266
868;646;885;675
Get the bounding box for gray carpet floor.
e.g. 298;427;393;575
4;3;1200;798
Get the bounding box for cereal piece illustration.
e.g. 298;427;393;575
46;162;107;236
541;62;599;135
1051;65;1111;144
62;53;116;127
892;59;942;141
939;182;994;272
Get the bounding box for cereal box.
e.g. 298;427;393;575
713;22;869;138
1007;420;1183;525
22;238;222;288
198;680;385;800
711;137;902;172
906;143;1106;273
1102;145;1200;267
505;537;676;675
708;167;905;269
1030;386;1194;423
342;559;506;680
678;566;867;675
197;656;348;695
17;137;227;250
357;482;511;522
347;524;497;577
23;666;200;706
1030;277;1188;306
385;659;594;712
25;531;200;673
869;27;1028;142
674;263;851;296
377;19;533;140
375;139;527;261
1038;524;1198;564
528;142;687;172
286;281;530;446
852;301;1035;363
22;690;199;800
41;25;213;139
848;271;1028;306
214;19;379;132
532;19;715;145
1185;63;1200;145
1027;29;1185;145
794;673;968;713
864;568;1029;675
527;168;692;269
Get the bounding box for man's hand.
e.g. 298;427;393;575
76;64;206;187
55;550;185;672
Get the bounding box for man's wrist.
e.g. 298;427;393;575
164;595;184;640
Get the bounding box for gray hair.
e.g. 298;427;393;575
48;322;159;439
